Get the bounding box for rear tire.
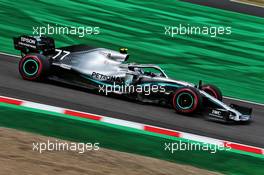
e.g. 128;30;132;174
172;87;202;114
19;54;50;81
201;84;222;101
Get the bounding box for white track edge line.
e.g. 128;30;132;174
0;52;20;58
230;0;264;8
224;96;264;106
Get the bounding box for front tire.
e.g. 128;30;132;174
201;84;222;101
19;54;50;81
172;87;202;114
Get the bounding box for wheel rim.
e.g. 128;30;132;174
23;59;39;76
176;92;194;110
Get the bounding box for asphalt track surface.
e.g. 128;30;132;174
0;54;264;148
181;0;264;18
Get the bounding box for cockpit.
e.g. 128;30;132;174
128;64;168;78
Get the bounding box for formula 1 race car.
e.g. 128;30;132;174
13;35;252;123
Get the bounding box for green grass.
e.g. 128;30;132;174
0;0;263;103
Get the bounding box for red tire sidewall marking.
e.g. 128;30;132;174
19;55;43;80
173;88;199;113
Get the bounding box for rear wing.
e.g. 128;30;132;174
13;35;55;55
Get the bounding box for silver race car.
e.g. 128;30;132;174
13;35;252;123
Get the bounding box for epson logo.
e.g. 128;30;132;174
21;37;36;44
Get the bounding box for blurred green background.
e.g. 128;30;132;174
0;0;263;103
